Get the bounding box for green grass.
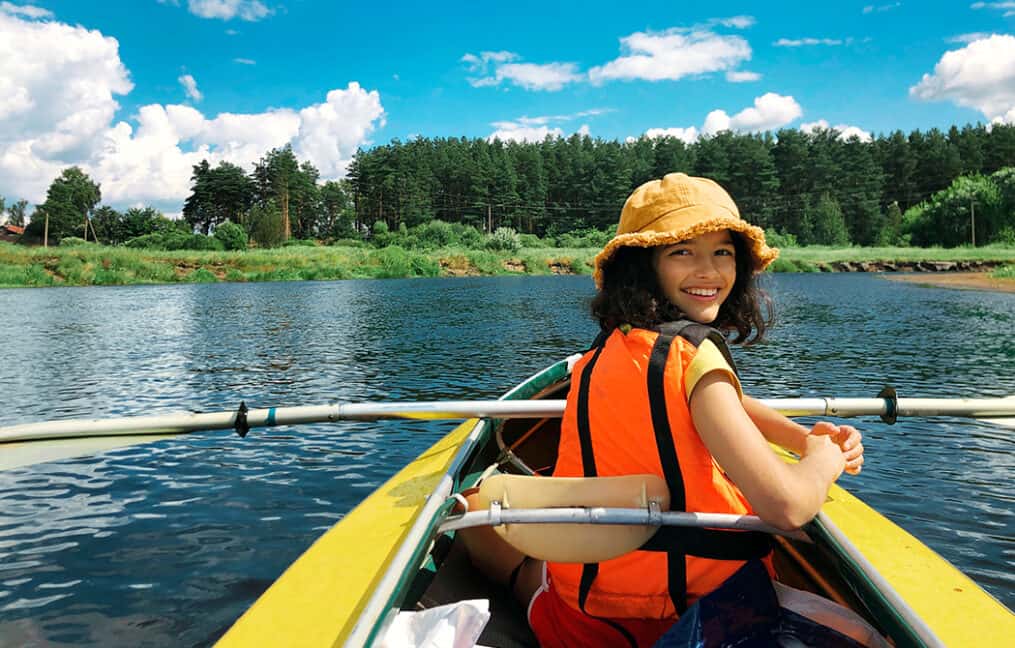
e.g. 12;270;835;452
993;264;1015;279
0;240;1012;288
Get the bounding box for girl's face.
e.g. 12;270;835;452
652;229;737;324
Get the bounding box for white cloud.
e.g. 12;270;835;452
462;51;579;91
774;37;845;47
488;124;564;142
635;93;802;143
863;2;901;13
800;119;873;142
0;11;385;209
946;32;997;44
716;15;755;29
185;0;270;21
726;70;761;82
909;34;1015;122
178;74;202;101
970;2;1015;10
642;127;700;144
0;9;133;199
0;2;52;18
703;92;802;134
487;110;605;142
233;57;255;65
589;27;751;83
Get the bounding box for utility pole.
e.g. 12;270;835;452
43;210;49;248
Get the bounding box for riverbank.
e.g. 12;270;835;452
1;241;1013;288
882;271;1015;293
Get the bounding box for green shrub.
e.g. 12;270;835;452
372;220;389;235
125;231;223;251
214;221;248;250
414;220;457;249
455;224;487;249
555;227;613;248
486;227;521;251
765;229;799;248
330;238;366;248
372;245;440;278
518;233;543;248
186;268;219;283
59;236;92;247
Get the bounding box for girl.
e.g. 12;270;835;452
461;173;864;648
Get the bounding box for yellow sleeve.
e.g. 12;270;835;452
683;337;742;401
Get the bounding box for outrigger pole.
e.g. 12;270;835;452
3;391;1015;444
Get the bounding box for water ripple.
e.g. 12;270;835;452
0;275;1012;646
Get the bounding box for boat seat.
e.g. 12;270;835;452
477;473;670;563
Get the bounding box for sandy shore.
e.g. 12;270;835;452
881;272;1015;293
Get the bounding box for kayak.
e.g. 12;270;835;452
213;357;1012;647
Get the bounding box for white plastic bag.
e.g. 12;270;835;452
376;599;491;648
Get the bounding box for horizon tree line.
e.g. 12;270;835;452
3;121;1013;248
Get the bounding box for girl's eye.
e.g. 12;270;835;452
669;248;691;256
715;248;735;257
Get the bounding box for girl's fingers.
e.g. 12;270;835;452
844;443;864;461
810;421;838;436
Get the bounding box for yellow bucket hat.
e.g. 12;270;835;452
593;173;779;288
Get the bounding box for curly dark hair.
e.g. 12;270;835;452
590;232;773;345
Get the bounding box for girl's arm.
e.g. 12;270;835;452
743;396;864;475
690;373;846;530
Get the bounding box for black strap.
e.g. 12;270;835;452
646;327;690;613
641;527;772;560
575;344;605;615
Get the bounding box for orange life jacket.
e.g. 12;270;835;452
549;321;774;620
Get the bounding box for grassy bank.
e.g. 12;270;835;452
1;241;1013;288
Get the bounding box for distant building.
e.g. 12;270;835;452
0;224;25;243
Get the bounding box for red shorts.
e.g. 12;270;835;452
527;562;675;648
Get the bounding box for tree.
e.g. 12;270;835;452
26;167;101;242
248;201;285;248
91;206;124;244
7;199;28;227
320;180;355;238
214;221;248;250
253;145;301;240
183;160;255;234
808;193;851;245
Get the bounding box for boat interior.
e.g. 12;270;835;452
398;377;902;648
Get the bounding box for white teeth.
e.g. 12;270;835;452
684;288;718;297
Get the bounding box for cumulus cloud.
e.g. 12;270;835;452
800;119;872;142
487;110;606;142
0;10;385;209
0;2;52;18
634;93;802;143
462;51;580;91
178;74;202;101
0;10;133;198
703;93;802;134
774;37;846;47
589;27;751;83
726;70;761;82
642;127;700;144
909;34;1015;122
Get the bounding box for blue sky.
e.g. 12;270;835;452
1;0;1013;214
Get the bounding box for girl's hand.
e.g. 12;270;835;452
810;422;864;475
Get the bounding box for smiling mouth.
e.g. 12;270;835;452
683;288;719;298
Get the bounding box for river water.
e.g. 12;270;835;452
0;274;1012;646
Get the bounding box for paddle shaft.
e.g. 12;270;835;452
2;396;1015;444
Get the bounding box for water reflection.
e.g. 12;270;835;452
0;274;1012;645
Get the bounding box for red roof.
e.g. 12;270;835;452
2;224;24;234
